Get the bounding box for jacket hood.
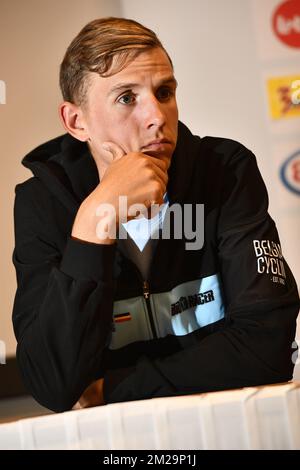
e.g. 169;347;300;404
22;120;202;214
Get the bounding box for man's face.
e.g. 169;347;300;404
80;47;178;172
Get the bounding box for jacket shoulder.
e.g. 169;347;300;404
21;134;66;164
15;176;51;201
199;136;254;163
14;175;68;225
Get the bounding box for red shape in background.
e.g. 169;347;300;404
272;0;300;48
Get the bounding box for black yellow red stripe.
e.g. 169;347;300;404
114;312;132;323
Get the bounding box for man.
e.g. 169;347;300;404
12;17;299;413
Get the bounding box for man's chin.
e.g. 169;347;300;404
143;150;172;167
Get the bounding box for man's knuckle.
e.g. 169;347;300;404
152;183;161;199
143;158;152;169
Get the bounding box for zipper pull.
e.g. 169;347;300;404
143;280;150;299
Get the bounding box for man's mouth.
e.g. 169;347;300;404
141;139;172;152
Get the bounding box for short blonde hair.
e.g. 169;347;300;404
59;17;173;104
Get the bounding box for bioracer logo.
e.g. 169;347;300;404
171;290;215;316
272;0;300;48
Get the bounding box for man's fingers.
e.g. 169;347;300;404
153;164;168;187
102;141;126;161
143;153;168;173
78;378;105;408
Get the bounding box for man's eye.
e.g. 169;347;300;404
118;93;136;105
157;87;174;101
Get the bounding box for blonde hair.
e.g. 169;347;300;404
59;17;173;104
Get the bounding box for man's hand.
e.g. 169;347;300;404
97;141;168;215
71;142;168;244
74;378;105;409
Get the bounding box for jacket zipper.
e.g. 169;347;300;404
143;280;158;339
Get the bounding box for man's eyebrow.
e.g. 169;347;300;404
108;82;139;96
108;77;178;97
160;77;178;88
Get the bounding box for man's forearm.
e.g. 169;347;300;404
71;198;116;245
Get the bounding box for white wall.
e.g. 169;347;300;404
121;1;272;170
0;0;121;357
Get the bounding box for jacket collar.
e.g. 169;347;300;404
22;120;201;214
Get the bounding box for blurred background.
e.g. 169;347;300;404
0;0;299;421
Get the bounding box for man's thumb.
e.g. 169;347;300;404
102;142;125;161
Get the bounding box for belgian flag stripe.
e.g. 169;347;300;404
114;312;132;323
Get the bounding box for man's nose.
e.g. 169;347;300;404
143;96;166;129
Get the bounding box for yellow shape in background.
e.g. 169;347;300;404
267;75;300;120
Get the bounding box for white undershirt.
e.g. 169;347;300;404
117;194;169;280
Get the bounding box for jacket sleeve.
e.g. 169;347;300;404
103;147;300;404
12;179;116;412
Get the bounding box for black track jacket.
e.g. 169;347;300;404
12;121;300;412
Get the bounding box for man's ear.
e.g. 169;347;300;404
59;102;89;142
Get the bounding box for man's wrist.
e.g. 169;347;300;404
60;236;116;281
72;198;117;245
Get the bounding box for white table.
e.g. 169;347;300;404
0;382;300;450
